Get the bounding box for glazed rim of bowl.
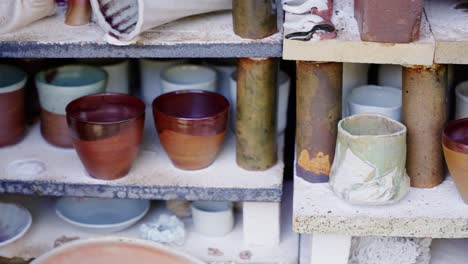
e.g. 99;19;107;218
192;201;233;214
0;65;27;93
443;118;468;153
31;237;205;264
348;85;402;110
55;198;150;229
152;90;229;121
66;93;146;125
339;113;407;138
161;64;216;85
455;81;468;103
35;65;107;88
0;202;32;247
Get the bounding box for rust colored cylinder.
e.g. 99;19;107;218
232;0;278;39
65;0;92;26
403;64;448;188
236;58;277;170
41;109;74;148
296;61;342;183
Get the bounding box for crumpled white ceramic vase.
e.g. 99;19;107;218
0;0;56;35
90;0;232;45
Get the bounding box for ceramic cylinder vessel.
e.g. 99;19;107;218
161;65;217;94
236;58;277;171
232;0;278;39
354;0;424;43
296;61;342;183
90;0;231;45
330;114;410;205
140;59;188;105
36;65;107;148
0;65;27;147
152;90;229;170
229;70;290;134
66;93;145;180
191;201;234;237
65;0;92;26
79;59;130;94
455;81;468;120
348;85;402;121
442;118;468;203
403;64;447;188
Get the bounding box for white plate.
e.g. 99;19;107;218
55;197;150;233
0;202;32;247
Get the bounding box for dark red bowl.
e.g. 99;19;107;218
442;118;468;203
66;93;145;180
152;90;229;170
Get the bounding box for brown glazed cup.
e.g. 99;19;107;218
152;90;229;170
0;65;27;147
442;118;468;203
66;93;145;180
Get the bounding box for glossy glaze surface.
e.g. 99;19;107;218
443;118;468;203
153;90;229;170
66;93;145;180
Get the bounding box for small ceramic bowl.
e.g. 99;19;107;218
55;197;150;233
36;65;107;148
191;201;234;237
348;85;402;121
31;237;205;264
442;118;468;203
152;90;229;170
0;65;27;147
66;93;145;180
455;81;468;120
161;64;217;94
0;202;32;247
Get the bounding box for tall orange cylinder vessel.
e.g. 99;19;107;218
0;65;27;147
66;93;145;180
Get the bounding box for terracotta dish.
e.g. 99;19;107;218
152;90;229;170
66;93;145;180
31;237;204;264
442;118;468;203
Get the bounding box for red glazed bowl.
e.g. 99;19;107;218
0;65;26;147
152;90;229;170
442;118;468;203
66;93;145;180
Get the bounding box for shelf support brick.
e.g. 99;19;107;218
232;0;278;39
403;64;448;188
295;61;342;183
236;58;278;171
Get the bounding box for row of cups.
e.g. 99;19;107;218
1;62;287;180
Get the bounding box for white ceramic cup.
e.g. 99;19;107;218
455;81;468;120
191;201;234;237
161;64;217;94
139;59;188;105
229;70;291;134
348;85;402;121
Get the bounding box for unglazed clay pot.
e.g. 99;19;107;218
329;114;410;205
0;65;27;147
442;118;468;203
31;237;204;264
66;93;145;180
90;0;231;45
152;90;229;170
0;0;56;35
36;65;107;148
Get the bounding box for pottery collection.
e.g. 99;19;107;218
442;118;468;203
329;114;410;205
66;93;145;180
0;65;27;147
161;64;217;94
152;90;229;170
348;85;402;121
36;65;107;148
